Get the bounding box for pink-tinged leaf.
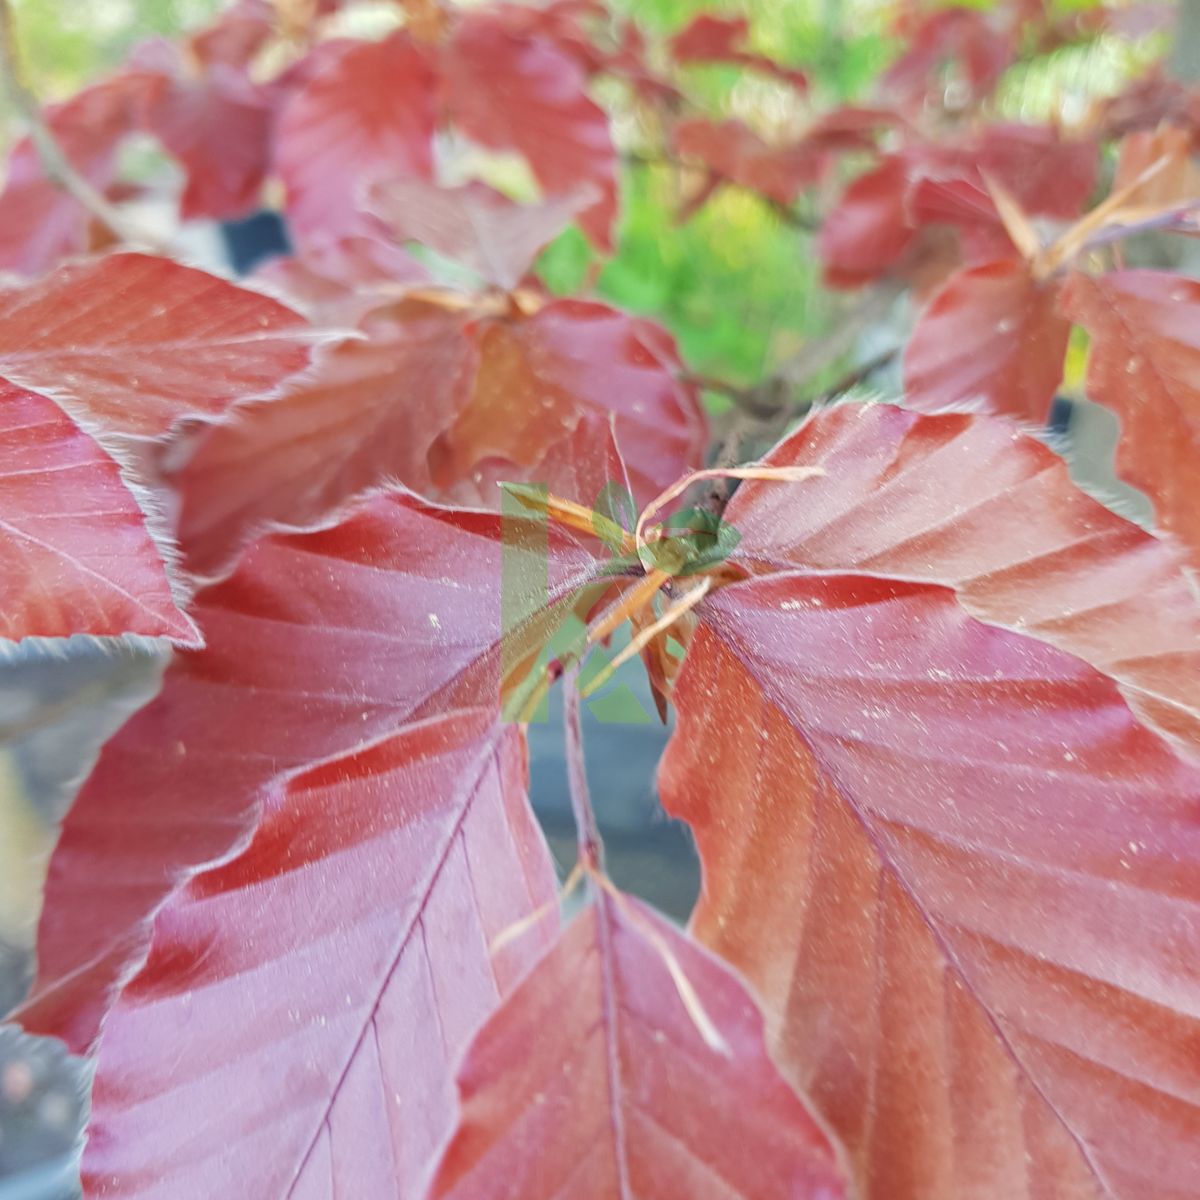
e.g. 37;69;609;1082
443;14;617;249
0;254;312;437
276;33;438;248
668;12;808;91
818;156;916;288
82;709;557;1199
168;303;476;579
674;119;823;208
255;238;430;326
0;381;195;644
131;38;272;221
426;890;847;1200
12;491;601;1051
904;259;1069;422
365;179;591;290
430;300;706;509
1059;269;1200;575
0;77;147;276
659;402;1200;1199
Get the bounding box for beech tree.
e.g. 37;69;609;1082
1;0;1199;1196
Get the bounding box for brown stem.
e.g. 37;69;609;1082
563;666;604;873
0;0;157;251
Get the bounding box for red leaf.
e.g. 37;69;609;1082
0;381;196;644
0;77;147;276
1059;270;1200;575
131;38;273;221
972;123;1097;221
169;302;476;579
426;890;847;1200
276;33;438;248
674;119;824;208
429;300;706;508
0;254;308;644
82;710;558;1198
170;289;703;577
0;254;311;437
13;491;601;1051
659;403;1200;1198
822;126;1097;288
443;14;617;249
818;156;916;288
365;179;592;290
904;259;1069;422
669;12;808;91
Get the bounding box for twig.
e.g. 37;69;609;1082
0;0;156;250
563;666;604;873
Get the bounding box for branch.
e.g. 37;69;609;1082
0;0;156;250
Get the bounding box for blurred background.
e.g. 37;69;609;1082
0;0;1188;1194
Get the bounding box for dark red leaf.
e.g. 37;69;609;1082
426;890;847;1200
822;125;1097;287
443;14;617;249
0;254;312;437
1059;269;1200;575
904;259;1069;422
0;381;196;644
12;491;601;1051
276;33;438;249
660;402;1200;1198
82;710;558;1198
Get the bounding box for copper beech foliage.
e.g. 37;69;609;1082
1;0;1200;1198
